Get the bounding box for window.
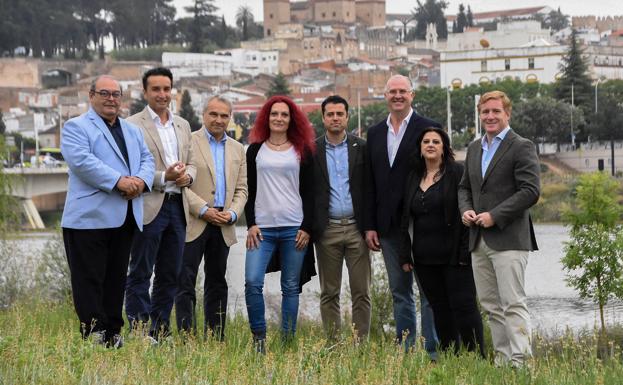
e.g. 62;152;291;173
322;12;326;18
267;29;271;36
269;13;273;19
528;57;535;69
585;159;590;167
347;12;350;17
333;12;336;17
505;59;510;70
481;60;487;71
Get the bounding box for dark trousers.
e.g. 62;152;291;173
415;264;485;357
125;195;186;337
63;209;136;343
175;222;229;339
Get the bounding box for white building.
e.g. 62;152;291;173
162;49;279;79
440;45;567;88
586;45;623;80
446;20;553;51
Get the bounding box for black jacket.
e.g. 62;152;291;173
312;134;367;238
244;142;316;292
364;113;441;235
399;162;470;267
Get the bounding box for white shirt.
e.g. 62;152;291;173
254;143;303;228
386;108;414;167
147;105;180;194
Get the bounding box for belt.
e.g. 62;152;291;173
213;206;224;212
163;192;182;201
328;217;356;225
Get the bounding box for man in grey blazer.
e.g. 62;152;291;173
458;90;540;367
312;95;370;339
124;67;196;341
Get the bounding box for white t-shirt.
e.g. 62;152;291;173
254;143;303;228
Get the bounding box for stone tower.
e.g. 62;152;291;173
355;0;386;27
263;0;291;37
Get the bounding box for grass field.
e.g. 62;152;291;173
1;300;622;385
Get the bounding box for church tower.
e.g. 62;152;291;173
355;0;386;27
263;0;291;37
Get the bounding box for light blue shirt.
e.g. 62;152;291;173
481;126;511;177
199;129;237;223
326;135;354;219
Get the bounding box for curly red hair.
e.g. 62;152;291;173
249;95;316;157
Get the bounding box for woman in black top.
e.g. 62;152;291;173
399;127;484;357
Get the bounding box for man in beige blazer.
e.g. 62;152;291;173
124;67;197;341
175;95;247;339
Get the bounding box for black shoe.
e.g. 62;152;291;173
253;337;266;355
109;334;124;349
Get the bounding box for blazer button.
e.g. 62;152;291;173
211;191;215;195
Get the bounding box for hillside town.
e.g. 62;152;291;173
1;1;622;179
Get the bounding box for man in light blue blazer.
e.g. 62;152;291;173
61;75;155;348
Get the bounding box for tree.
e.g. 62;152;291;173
130;94;147;116
236;5;254;41
0;136;18;233
466;5;474;27
554;29;593;116
455;4;468;33
563;172;623;336
540;7;569;31
512;97;584;151
179;90;202;131
589;81;623;141
0;109;5;135
184;0;218;52
412;0;448;40
266;73;291;98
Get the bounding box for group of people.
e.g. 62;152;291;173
61;68;539;368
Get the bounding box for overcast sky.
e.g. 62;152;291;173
173;0;620;25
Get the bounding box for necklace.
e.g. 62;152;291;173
267;137;289;149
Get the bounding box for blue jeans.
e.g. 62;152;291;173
245;226;307;337
380;235;438;355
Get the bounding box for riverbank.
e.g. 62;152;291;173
0;300;622;385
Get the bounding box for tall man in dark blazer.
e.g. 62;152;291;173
364;75;440;352
458;90;540;367
124;67;196;341
313;95;370;339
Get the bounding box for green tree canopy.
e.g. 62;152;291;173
554;29;593;115
179;90;202;132
562;172;623;334
512;97;584;151
412;0;448;40
266;73;292;98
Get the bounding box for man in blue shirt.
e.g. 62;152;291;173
175;96;248;340
459;90;540;367
312;95;370;339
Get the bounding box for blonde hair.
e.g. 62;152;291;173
478;90;512;114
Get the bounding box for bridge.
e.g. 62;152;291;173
4;167;68;229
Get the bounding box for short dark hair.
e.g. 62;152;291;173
142;67;173;90
321;95;349;115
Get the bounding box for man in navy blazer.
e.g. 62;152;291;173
61;75;154;348
364;75;440;353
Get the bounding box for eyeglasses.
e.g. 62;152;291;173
386;89;412;96
92;89;122;99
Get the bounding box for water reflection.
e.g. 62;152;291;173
8;224;622;333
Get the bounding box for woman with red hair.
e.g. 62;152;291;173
244;95;316;353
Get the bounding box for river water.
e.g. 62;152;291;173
10;224;622;334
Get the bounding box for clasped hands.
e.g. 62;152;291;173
201;208;232;226
462;210;495;228
165;161;192;187
116;176;145;200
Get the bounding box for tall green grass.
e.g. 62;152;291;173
1;300;622;385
